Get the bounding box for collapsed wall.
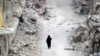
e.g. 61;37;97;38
71;0;100;56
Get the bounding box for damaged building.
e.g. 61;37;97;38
74;0;100;15
0;0;46;56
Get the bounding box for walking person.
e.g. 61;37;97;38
46;35;52;49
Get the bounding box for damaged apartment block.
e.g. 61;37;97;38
0;0;19;56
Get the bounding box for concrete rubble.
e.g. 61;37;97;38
9;0;45;56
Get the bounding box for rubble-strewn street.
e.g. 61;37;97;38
1;0;99;56
37;0;86;56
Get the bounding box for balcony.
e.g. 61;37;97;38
0;0;19;56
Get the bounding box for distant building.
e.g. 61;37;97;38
78;0;100;14
94;0;100;14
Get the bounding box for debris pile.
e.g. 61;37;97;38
71;23;100;56
72;0;91;15
72;0;100;15
71;1;100;55
9;0;46;56
9;31;40;56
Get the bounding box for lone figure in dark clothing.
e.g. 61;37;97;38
46;35;52;49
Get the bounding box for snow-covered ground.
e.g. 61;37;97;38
37;0;87;56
